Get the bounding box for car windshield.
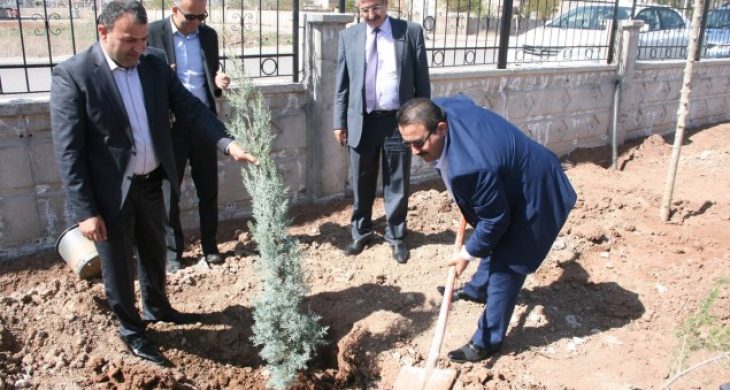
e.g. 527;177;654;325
549;5;631;29
706;8;730;29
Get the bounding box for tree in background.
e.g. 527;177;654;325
520;0;559;20
445;0;485;14
225;68;327;390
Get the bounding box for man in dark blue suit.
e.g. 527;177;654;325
397;96;577;362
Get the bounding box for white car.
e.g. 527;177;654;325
515;3;690;62
703;4;730;58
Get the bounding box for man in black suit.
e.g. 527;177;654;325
148;0;229;272
50;0;256;365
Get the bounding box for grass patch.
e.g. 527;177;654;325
672;276;730;371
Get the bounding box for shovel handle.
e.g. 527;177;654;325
423;216;468;371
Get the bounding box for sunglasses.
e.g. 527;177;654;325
402;129;433;148
182;11;208;21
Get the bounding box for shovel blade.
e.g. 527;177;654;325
393;366;457;390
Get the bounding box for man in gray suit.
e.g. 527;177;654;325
333;0;430;263
51;0;256;365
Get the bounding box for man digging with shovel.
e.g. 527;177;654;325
397;95;577;363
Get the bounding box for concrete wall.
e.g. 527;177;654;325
2;17;730;259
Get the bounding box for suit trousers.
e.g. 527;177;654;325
349;112;411;243
466;256;527;352
95;170;173;338
165;125;220;261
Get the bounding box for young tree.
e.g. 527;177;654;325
660;0;705;222
225;69;327;389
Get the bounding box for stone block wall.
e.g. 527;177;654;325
2;15;730;258
621;60;730;140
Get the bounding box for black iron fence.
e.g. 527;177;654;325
0;0;300;94
379;0;730;67
1;0;729;94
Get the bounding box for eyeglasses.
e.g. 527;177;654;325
359;4;384;15
182;11;208;21
402;129;433;148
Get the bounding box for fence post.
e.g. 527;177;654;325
293;0;300;82
607;0;621;63
695;0;711;61
497;0;514;69
302;13;354;201
612;19;643;148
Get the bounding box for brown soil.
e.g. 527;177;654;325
2;123;730;389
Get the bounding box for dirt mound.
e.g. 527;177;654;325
1;124;729;388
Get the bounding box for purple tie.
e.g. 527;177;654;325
365;28;380;113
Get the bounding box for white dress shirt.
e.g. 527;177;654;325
102;48;159;176
366;17;399;111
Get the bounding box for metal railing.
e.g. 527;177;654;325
1;0;729;95
0;0;300;94
376;0;730;67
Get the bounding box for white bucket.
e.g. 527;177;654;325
55;225;101;279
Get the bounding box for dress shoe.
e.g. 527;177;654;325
166;258;181;274
391;242;409;264
205;253;224;265
343;234;373;256
144;310;203;325
121;334;166;365
447;342;491;363
436;286;484;303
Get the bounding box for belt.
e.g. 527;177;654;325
130;167;162;182
366;110;397;117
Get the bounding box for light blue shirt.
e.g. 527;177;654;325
171;18;209;107
101;48;159;176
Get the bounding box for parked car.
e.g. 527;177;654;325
703;4;730;58
515;3;690;62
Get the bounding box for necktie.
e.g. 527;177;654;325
365;28;380;113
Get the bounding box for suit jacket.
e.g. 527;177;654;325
147;18;221;113
51;43;232;224
334;17;431;148
437;95;577;275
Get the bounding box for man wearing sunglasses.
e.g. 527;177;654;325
148;0;231;273
397;95;577;362
333;0;431;264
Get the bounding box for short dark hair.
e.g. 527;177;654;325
396;98;446;133
97;0;147;30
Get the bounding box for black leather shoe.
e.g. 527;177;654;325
121;335;166;365
145;310;203;325
447;342;491;363
391;242;409;264
166;259;181;274
205;253;224;265
344;235;373;256
436;286;484;304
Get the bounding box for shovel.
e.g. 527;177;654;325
393;216;468;390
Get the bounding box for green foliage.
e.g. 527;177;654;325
225;67;327;390
520;0;559;20
672;276;730;371
346;0;356;13
444;0;484;14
